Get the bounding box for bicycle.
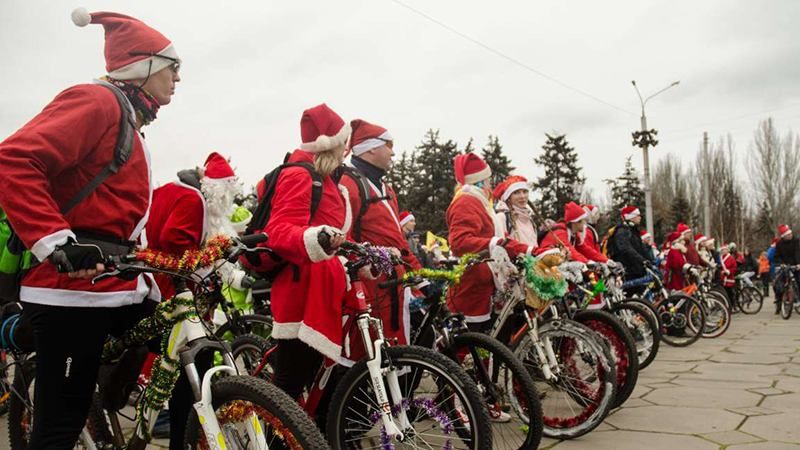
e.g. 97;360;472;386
734;271;764;314
775;264;800;319
9;234;329;450
684;268;731;339
233;240;493;449
381;254;543;450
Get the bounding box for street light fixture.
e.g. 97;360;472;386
631;80;680;238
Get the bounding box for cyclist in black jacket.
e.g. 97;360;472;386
608;206;654;282
773;224;800;312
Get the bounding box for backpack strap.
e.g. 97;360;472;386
339;167;374;242
289;162;323;224
60;84;135;215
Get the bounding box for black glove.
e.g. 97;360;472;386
49;240;105;273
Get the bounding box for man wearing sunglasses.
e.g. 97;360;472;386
0;8;179;449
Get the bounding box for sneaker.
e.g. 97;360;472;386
488;403;512;423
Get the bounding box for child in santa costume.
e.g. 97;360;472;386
0;9;179;448
446;153;532;326
540;202;593;264
252;103;353;401
493;175;539;248
338;119;423;348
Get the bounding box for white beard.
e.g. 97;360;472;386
201;178;242;238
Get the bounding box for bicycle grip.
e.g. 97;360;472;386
239;233;268;247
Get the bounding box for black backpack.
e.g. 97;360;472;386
0;83;135;304
336;166;392;242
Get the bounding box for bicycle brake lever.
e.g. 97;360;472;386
91;270;120;284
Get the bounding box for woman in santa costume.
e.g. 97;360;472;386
494;175;539;248
720;243;739;311
446;153;532;326
664;231;696;291
254;103;353;401
539;202;593;264
338;119;422;348
575;204;611;264
0;9;179;448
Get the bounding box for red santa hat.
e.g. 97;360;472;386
694;233;708;245
535;246;561;258
203;152;235;181
348;119;392;156
564;201;588;223
453;153;491;185
299;104;351;153
677;222;692;236
492;175;529;202
621;205;640;221
665;231;682;247
778;224;792;238
71;8;178;81
640;230;651;240
399;211;415;226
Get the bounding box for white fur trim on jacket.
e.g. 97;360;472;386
303;225;338;263
20;275;151;308
300;123;352;153
30;229;76;261
297;323;352;367
338;185;353;234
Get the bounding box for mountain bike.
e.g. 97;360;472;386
9;234;329;450
684;269;730;339
734;271;764;314
776;264;800;319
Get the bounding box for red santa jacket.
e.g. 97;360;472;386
540;223;589;263
664;243;690;290
0;82;154;307
260;150;353;364
446;187;530;323
339;170;421;346
685;241;705;266
721;253;737;287
145;181;206;299
576;224;608;263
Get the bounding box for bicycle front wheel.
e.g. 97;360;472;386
781;282;794;320
184;375;329;450
326;345;493;450
656;294;705;347
738;286;763;314
693;295;730;339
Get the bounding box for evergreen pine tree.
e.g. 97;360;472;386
387;150;415;210
481;135;515;186
532;133;586;219
669;191;692;227
607;156;645;213
404;129;460;234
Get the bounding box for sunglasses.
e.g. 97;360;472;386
129;52;181;74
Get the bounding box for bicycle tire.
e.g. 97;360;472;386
738;286;763;314
709;285;731;308
513;319;616;440
326;344;493;450
573;310;639;408
230;333;274;380
450;332;543;450
694;295;731;339
781;282;794;320
657;294;705;347
7;356;34;450
611;301;660;370
214;314;273;341
184;375;329;449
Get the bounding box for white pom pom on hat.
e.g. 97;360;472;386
71;7;92;27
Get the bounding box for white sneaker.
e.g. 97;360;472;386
488;404;512;423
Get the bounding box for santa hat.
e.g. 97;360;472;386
677;223;692;236
582;204;600;222
492;175;529;202
399;211;415;226
694;233;707;245
778;224;792;238
621;205;640;221
665;231;681;247
564;202;588;223
453;153;491;185
640;230;651;240
71;8;178;81
772;237;779;246
348;119;392;156
203;152;235;181
299;104;351;153
535;246;561;258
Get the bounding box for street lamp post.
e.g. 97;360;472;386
631;80;679;238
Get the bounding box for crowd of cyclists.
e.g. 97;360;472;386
0;8;798;450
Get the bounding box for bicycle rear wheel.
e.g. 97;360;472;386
611;301;660;370
326;345;493;450
513;319;616;440
656;294;705;347
184;375;329;449
450;332;543;450
781;282;794;320
692;295;730;339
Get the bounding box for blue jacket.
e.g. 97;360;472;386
767;245;776;277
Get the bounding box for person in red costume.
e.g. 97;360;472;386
0;9;180;448
720;243;739;311
677;222;705;267
664;231;697;291
446;153;533;326
247;104;353;401
540;202;594;263
575;204;611;264
338;118;423;347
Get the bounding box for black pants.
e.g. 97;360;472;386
272;338;323;401
760;273;770;296
21;301;153;450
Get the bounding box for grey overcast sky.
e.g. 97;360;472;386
2;0;800;202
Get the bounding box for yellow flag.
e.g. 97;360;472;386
425;231;449;253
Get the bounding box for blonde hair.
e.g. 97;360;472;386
314;146;344;178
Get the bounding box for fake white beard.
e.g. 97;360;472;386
201;178;241;237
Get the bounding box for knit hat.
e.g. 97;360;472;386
778;224;792;238
203;152;235;181
677;223;692;236
453;153;491;185
694;233;707;245
492;175;529;202
71;8;178;80
621;205;640;220
299;104;350;153
348;119;392;156
399;211;415;226
564;202;588;223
